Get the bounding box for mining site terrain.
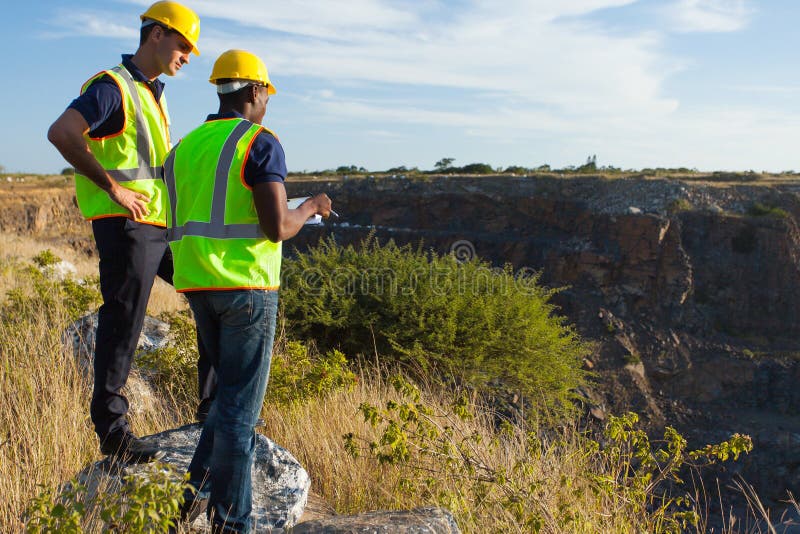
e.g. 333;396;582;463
4;170;800;510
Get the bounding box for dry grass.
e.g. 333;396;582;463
262;370;660;533
0;231;188;532
0;231;187;315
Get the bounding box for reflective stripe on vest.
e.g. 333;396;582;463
74;64;171;225
164;120;263;241
163;118;282;291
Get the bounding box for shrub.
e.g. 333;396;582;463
280;237;589;419
268;339;357;407
667;199;693;214
1;252;100;324
345;377;752;534
458;163;494;174
136;310;199;407
24;464;191;533
137;313;358;412
503;165;529;174
747;202;788;218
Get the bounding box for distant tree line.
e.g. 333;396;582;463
303;155;703;177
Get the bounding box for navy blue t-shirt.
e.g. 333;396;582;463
203;112;287;187
68;54;165;138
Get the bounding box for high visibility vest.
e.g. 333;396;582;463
163;118;282;292
74;64;171;226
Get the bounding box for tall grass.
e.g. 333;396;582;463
0;237;189;532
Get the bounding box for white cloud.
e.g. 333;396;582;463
48;0;683;155
41;9;137;40
45;0;778;171
183;1;679;119
663;0;754;33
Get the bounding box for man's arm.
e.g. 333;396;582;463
252;182;331;243
47;108;151;219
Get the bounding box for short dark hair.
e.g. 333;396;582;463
139;22;177;47
216;82;252;107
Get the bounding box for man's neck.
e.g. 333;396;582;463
218;105;254;122
129;49;160;81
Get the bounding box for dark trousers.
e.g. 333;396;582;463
90;217;217;438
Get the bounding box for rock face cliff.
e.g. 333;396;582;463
6;173;800;502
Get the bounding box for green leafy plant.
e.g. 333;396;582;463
24;483;87;534
1;252;100;324
667;199;693;214
135;309;199;406
281;236;589;420
747;202;788;218
268;340;357;407
32;249;62;268
137;314;358;412
345;377;753;533
597;412;752;533
24;464;191;533
97;464;190;533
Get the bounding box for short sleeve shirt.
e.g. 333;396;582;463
67;54;165;138
204;112;287;187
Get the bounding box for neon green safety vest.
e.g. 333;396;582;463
163;118;282;292
74;64;171;226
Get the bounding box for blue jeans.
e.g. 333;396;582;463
185;289;278;533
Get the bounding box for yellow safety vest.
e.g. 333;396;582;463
163;118;283;292
74;64;171;226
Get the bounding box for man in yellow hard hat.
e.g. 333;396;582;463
163;49;331;532
47;1;207;463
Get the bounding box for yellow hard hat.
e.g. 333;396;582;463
209;49;276;95
140;1;200;56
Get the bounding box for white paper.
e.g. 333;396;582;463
287;197;323;225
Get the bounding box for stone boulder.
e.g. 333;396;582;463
64;312;171;417
66;312;172;367
290;507;460;533
37;259;77;280
76;424;310;532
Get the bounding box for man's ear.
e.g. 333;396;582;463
149;24;164;44
247;84;259;104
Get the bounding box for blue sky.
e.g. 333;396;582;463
3;0;799;174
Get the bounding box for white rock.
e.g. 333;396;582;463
66;312;171;368
74;424;310;532
63;313;173;417
39;260;77;280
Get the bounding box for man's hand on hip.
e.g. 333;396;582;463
109;183;151;219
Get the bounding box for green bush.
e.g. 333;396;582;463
267;340;357;407
1;252;100;324
747;202;788;218
666;199;693;214
136;310;199;407
280;237;589;418
345;377;752;533
138;313;358;411
503;165;529;174
458;163;494;174
24;463;191;533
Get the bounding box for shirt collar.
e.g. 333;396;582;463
121;54;165;93
206;111;246;122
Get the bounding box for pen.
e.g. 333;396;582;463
306;192;339;218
